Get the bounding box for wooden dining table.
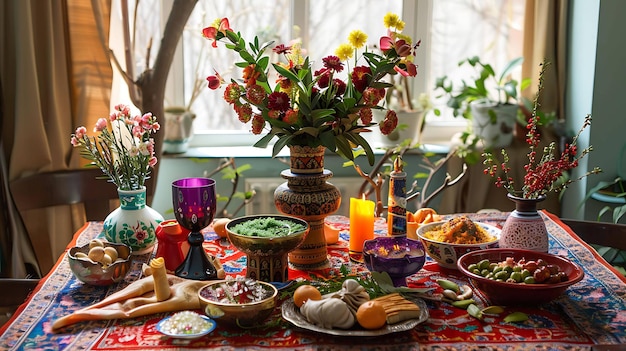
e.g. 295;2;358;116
1;210;625;351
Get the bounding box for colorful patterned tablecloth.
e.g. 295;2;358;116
1;211;625;351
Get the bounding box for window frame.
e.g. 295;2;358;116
165;0;467;148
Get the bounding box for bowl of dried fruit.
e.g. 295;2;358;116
67;239;132;286
198;277;278;328
457;248;584;305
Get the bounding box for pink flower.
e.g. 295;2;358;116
94;118;108;132
149;156;158;167
74;126;87;139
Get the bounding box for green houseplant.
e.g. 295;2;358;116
434;56;530;157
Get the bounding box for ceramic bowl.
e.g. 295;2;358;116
417;220;500;269
457;248;585;305
225;214;309;282
362;236;426;286
67;241;132;286
198;278;278;328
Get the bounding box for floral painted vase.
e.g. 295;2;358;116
499;193;549;252
104;186;164;254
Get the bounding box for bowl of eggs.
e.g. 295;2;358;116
67;238;132;286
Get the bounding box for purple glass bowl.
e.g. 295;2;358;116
363;236;426;286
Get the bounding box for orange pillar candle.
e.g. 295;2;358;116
349;196;375;256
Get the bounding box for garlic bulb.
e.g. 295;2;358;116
300;298;355;329
323;279;370;315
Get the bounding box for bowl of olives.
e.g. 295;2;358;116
67;239;132;286
457;248;584;305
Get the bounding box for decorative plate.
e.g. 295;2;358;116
281;295;429;336
156;313;216;339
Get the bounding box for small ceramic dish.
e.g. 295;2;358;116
156;311;216;339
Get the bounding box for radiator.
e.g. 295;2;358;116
244;177;364;217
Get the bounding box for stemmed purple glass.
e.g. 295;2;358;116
172;177;217;280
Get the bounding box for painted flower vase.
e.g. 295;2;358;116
274;145;341;271
104;186;164;254
499;193;549;252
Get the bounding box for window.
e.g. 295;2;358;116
147;0;525;146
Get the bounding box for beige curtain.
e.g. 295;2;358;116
439;0;569;214
0;0;111;277
521;0;569;120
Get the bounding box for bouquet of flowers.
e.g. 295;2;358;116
70;104;160;191
203;13;420;165
482;62;601;199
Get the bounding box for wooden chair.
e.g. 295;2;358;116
560;218;626;268
1;168;155;326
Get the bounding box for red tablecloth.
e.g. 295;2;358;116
1;211;625;350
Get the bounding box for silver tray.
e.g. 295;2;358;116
281;295;429;336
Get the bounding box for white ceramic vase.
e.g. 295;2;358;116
103;186;164;254
470;101;517;148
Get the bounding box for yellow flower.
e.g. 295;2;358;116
335;43;354;61
395;32;412;44
348;30;368;49
383;13;402;30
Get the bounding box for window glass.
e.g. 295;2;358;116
168;0;525;141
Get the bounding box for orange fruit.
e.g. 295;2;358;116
293;284;322;308
212;218;231;238
356;300;387;330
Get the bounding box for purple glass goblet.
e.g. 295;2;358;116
172;177;217;280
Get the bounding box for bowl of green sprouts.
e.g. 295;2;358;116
225;215;310;283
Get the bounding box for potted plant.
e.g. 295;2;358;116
434;56;530;152
376;75;432;146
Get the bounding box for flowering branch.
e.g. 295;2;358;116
483;61;601;198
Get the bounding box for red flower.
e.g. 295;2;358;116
351;66;371;93
234;104;253;123
242;64;260;87
273;44;292;54
283;109;299;124
223;83;243;104
358;108;373;125
394;61;418;77
206;70;224;90
251;114;264;134
333;79;346;96
246;84;266;105
202;18;231;48
379;110;398;135
316;70;331;89
322;55;344;72
267;92;290;111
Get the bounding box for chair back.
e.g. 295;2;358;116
10;168;155;221
560;219;626;251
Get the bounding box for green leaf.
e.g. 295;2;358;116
503;311;529;323
273;63;300;82
253;133;275;148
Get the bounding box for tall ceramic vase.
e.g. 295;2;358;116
274;145;341;271
104;186;164;254
499;193;549;252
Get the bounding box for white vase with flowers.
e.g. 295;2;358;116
70;104;164;254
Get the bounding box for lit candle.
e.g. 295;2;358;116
349;195;375;256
